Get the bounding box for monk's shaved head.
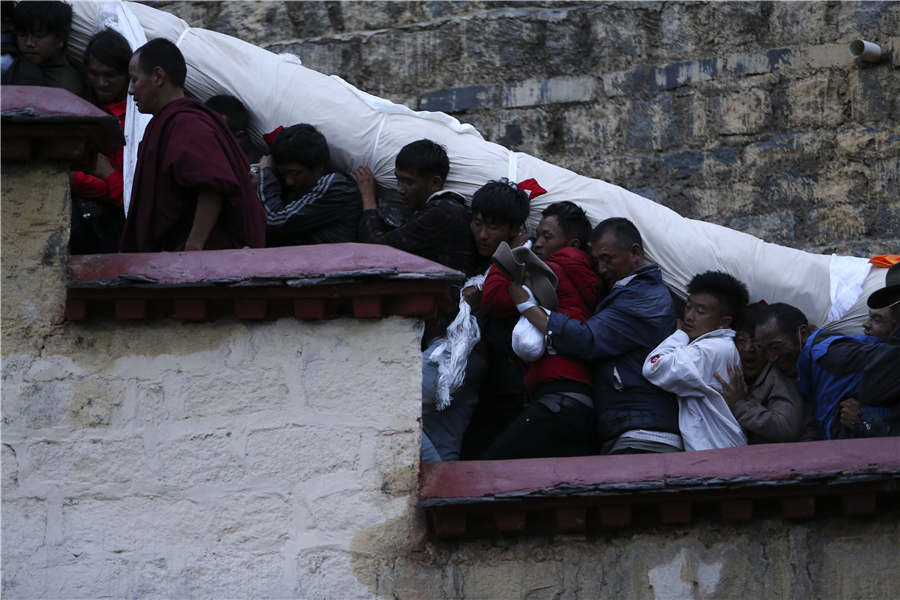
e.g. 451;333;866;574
134;38;186;88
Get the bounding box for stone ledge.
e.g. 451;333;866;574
66;243;464;322
602;44;858;97
420;437;900;538
1;86;124;170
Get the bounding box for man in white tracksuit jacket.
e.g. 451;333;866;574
643;271;750;451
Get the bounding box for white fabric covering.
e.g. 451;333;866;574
828;254;873;323
511;309;551;363
69;1;883;333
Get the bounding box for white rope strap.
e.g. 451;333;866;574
507;150;518;182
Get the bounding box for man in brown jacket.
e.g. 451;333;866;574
715;303;808;443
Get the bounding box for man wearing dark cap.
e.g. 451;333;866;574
840;263;900;430
863;263;900;342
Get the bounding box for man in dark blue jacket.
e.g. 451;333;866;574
510;217;681;454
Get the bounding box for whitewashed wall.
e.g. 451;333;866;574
2;317;424;598
2;162;427;599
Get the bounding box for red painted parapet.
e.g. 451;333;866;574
66;243;464;322
1;86;123;169
68;243;460;284
420;437;900;537
422;437;900;498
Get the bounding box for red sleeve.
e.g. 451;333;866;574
481;266;519;317
483;258;571;318
105;170;124;206
71;170;108;199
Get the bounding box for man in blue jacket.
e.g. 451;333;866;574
754;302;896;439
510;217;681;454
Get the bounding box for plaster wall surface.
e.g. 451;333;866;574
159;0;899;256
1;162;425;598
2;316;425;599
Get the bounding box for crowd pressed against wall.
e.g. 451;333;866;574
4;2;898;462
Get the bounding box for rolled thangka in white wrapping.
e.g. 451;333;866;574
69;1;884;333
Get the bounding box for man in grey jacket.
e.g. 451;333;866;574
715;303;808;444
509;218;681;454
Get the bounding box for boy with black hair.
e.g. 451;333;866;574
70;28;132;254
531;201;592;262
480;201;600;458
258;123;361;246
642;271;750;450
354;139;476;276
205;94;262;163
206;94;249;133
420;179;531;461
3;0;87;98
467;179;531;291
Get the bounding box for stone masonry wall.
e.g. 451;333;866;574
157;0;899;256
368;517;900;599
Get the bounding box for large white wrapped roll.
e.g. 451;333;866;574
69;1;884;333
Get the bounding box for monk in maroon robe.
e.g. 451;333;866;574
120;38;265;252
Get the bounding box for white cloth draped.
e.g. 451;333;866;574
69;1;883;332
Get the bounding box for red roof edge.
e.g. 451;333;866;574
67;244;464;322
420;437;900;537
2;86;124;168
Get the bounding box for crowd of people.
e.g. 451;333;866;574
4;2;898;461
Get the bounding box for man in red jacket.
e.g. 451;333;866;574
70;28;131;254
481;201;600;458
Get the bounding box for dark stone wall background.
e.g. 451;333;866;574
155;1;899;255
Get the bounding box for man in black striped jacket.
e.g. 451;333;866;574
258;123;361;246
